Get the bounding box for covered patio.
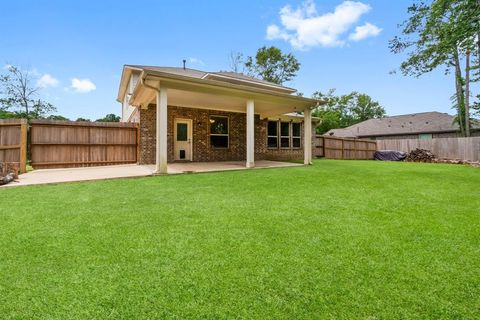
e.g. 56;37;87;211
122;66;319;174
3;160;303;187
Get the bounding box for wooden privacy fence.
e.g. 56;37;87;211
315;135;377;160
377;137;480;162
0;119;27;173
30;120;139;169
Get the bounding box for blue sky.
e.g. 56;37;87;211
0;0;455;120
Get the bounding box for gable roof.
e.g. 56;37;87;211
121;65;296;96
325;112;480;138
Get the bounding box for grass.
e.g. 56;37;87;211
1;160;479;319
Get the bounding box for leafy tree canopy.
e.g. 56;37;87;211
245;46;300;85
390;0;480;136
96;113;120;122
312;89;386;134
76;117;91;122
46;115;70;121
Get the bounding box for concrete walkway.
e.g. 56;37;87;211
2;160;302;187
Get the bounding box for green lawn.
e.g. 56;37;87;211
1;160;479;319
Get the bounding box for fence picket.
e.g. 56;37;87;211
377;137;480;162
314;135;377;160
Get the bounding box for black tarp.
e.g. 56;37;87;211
374;150;407;161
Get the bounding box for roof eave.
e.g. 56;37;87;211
138;69;322;106
203;73;297;94
116;65;143;102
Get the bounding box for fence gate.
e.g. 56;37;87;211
0;119;27;173
30;120;139;169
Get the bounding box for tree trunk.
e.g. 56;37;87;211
453;49;466;136
465;47;471;137
478;32;480;80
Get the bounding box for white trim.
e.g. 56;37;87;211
304;108;312;165
126;107;139;123
202;73;296;93
246;100;255;168
156;88;168;174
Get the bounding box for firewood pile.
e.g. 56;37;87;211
405;148;436;162
0;162;19;186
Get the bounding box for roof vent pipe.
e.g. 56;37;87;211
182;59;186;70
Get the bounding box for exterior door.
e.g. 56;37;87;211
174;119;192;161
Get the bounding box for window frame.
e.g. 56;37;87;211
209;115;229;149
266;120;303;150
292;122;302;149
267;120;279;149
280;121;291;149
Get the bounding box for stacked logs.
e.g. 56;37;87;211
0;162;19;186
406;148;436;162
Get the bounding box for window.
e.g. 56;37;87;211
266;121;303;149
280;122;290;148
292;123;301;148
267;121;278;148
210;116;229;148
176;123;188;141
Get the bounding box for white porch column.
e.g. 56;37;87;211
155;87;168;174
246;99;255;168
304;107;312;165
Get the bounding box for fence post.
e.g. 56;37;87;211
136;124;140;163
322;136;325;157
341;139;344;160
19;120;27;173
354;139;357;160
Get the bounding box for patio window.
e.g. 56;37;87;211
210;116;229;148
280;122;290;148
292;123;301;148
267;121;278;148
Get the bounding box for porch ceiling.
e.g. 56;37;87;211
130;72;320;118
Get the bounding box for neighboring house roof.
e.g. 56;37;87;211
325;112;480;138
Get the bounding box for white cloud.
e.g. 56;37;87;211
188;57;205;66
266;25;290;41
349;22;382;41
266;0;381;49
37;74;59;88
70;78;96;93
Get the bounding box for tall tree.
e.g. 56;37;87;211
390;0;480;136
312;90;386;134
245;46;300;85
0;65;56;119
228;51;245;73
96;113;120;122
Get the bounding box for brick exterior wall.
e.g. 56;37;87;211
139;105;314;164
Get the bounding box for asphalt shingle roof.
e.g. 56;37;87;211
325;112;480;137
125;65;295;93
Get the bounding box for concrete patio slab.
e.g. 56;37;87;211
2;160;302;187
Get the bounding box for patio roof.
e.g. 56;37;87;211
119;65;321;118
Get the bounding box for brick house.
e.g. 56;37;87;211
117;65;320;173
